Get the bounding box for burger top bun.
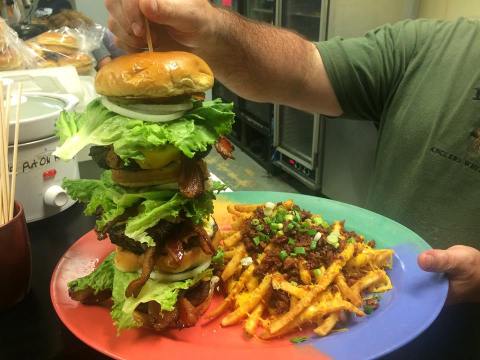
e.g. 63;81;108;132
95;51;214;98
36;32;79;49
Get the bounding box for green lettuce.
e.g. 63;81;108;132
63;171;222;247
68;252;115;294
54;98;234;162
67;251;212;331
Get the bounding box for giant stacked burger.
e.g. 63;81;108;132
54;51;235;331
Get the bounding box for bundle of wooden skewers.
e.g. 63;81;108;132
0;79;22;226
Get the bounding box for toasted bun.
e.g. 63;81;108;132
111;161;181;187
36;32;78;49
95;51;214;98
115;246;212;274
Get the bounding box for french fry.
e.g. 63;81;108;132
221;245;246;282
221;274;272;326
299;261;312;285
234;204;260;212
272;273;307;298
208;200;395;341
245;303;265;336
206;264;255;320
351;269;386;295
223;231;243;247
227;205;253;219
314;312;340;337
335;273;362;307
246;275;259;292
268;243;355;335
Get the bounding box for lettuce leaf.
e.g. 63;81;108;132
63;171;222;247
54;98;235;162
66;250;213;332
111;266;139;330
119;269;212;330
67;252;115;294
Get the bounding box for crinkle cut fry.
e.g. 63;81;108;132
268;243;355;335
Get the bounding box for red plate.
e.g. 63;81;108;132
50;199;329;360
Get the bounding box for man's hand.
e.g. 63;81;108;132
105;0;217;52
418;245;480;304
104;0;342;116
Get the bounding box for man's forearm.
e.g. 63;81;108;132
198;8;341;116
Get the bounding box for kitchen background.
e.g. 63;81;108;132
73;0;480;207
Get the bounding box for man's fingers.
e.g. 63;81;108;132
109;18;146;50
105;0;132;34
122;0;145;36
418;246;478;278
418;249;458;273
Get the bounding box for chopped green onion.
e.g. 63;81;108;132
288;238;296;246
277;230;284;236
287;223;295;230
276;223;284;230
364;305;374;315
252;236;260;246
279;250;288;261
294;210;301;221
347;237;356;244
265;201;276;209
326;231;340;248
310;238;319;250
313;268;321;277
307;229;316;236
263;217;271;224
285;214;294;221
294;246;306;255
251;218;260;226
290;252;297;257
290;336;308;344
255;224;265;232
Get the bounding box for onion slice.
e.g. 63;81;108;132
149;260;212;282
101;97;188;122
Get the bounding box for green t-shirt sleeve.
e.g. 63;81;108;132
318;20;429;121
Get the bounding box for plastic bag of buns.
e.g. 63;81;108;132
0;19;37;71
26;26;104;75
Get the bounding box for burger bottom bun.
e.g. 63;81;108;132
115;246;212;274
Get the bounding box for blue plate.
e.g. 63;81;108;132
219;191;448;360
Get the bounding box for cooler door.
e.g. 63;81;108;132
280;0;327;42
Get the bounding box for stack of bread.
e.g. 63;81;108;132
0;19;28;70
27;31;94;74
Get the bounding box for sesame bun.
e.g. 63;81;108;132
95;51;214;98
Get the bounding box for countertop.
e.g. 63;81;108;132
1;203;479;360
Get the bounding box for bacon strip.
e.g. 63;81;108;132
214;136;235;160
194;224;214;255
125;246;156;298
178;156;205;198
